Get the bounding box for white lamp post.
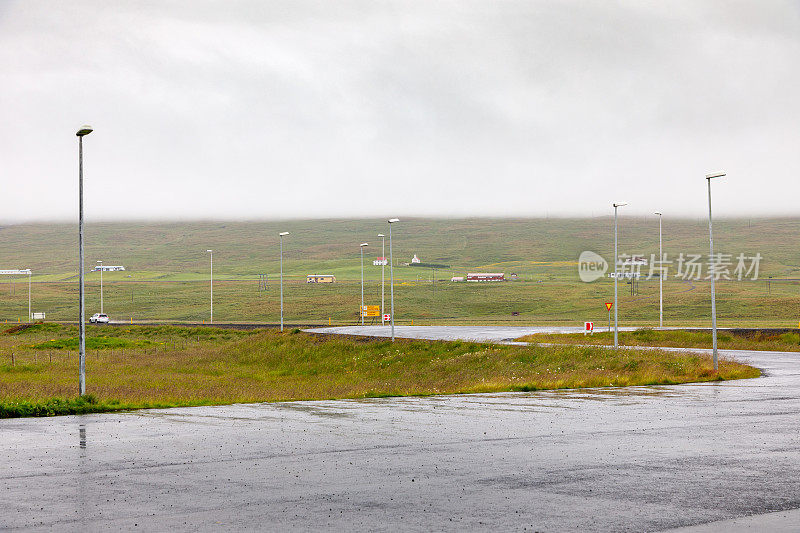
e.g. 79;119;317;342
206;250;213;323
654;212;663;328
378;233;385;323
76;125;92;396
279;232;289;331
707;172;725;372
97;260;104;314
388;219;399;340
360;242;368;325
613;202;627;349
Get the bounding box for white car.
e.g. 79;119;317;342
89;313;110;324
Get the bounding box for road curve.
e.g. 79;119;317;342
304;324;640;342
2;327;799;531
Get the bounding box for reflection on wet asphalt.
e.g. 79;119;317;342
1;343;800;531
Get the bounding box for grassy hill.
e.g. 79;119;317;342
0;324;759;416
0;217;797;325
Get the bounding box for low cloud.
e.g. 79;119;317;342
1;1;798;222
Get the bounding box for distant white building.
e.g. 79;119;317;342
92;265;125;272
622;256;648;266
307;274;336;284
411;254;421;264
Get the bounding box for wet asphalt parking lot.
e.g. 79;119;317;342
2;326;800;531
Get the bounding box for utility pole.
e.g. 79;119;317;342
706;172;725;372
76;125;93;396
378;233;385;324
206;250;213;323
97;260;104;314
613;202;627;348
360;242;368;325
388;219;399;340
279;232;289;331
655;212;663;328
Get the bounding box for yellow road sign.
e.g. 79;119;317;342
360;305;380;317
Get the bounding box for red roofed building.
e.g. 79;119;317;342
466;273;505;282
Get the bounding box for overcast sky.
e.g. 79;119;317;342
1;1;798;222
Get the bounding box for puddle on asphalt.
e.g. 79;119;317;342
111;374;767;422
543;387;683;401
269;402;354;419
134;407;289;424
324;387;691;414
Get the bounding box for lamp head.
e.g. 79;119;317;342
377;233;385;237
613;202;628;208
279;232;289;236
388;218;400;223
654;211;662;216
206;249;212;253
706;172;726;179
360;242;369;247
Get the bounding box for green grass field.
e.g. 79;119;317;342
0;217;797;326
0;324;759;417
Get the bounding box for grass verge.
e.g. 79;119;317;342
518;328;800;351
0;325;760;418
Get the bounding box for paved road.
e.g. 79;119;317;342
305;324;640;342
2;329;800;531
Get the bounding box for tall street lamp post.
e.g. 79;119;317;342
707;172;725;372
388;219;399;341
279;232;289;331
360;242;368;325
613;202;627;349
97;260;104;314
377;233;385;323
206;250;213;323
76;125;92;396
654;212;663;328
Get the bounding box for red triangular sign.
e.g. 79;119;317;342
605;302;613;311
